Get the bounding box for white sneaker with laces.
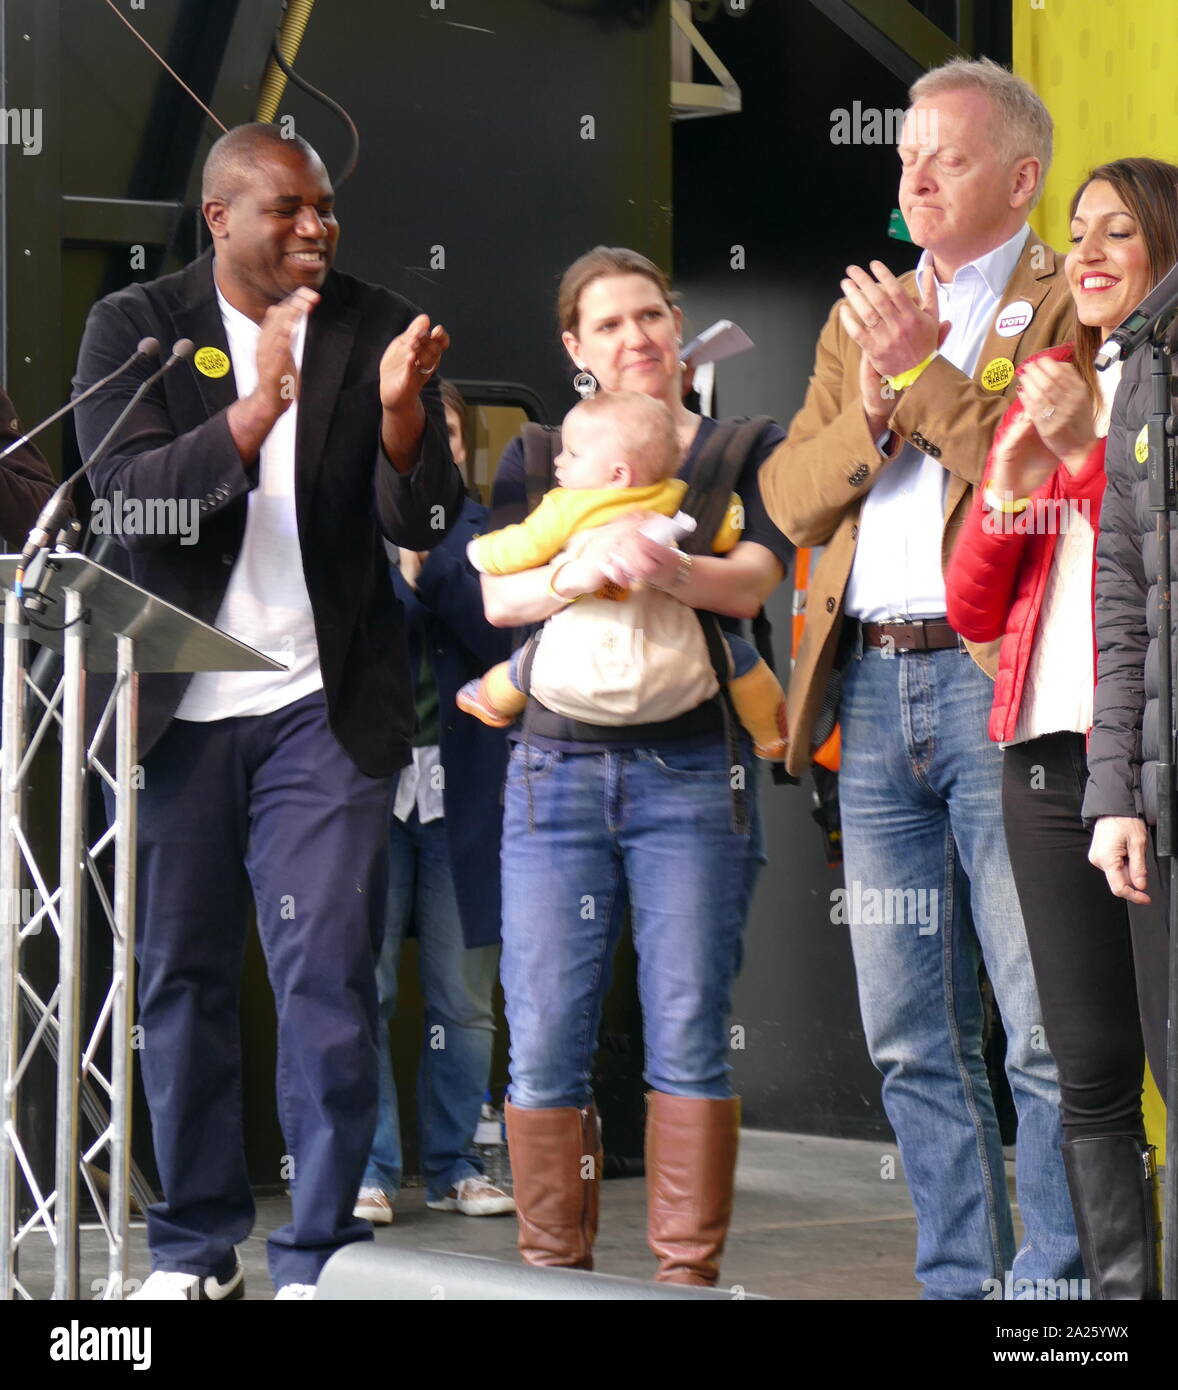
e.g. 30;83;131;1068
353;1186;394;1224
426;1174;516;1216
128;1253;244;1301
274;1283;316;1300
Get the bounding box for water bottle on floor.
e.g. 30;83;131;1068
474;1091;511;1190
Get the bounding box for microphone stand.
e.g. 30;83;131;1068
0;338;158;462
17;341;193;610
1149;333;1178;1299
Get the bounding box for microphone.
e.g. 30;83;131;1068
161;337;196;368
14;338;195;595
1095;260;1178;370
0;338;159;461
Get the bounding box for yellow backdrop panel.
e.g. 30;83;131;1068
1014;0;1178;249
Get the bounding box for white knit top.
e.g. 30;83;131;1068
1009;361;1121;744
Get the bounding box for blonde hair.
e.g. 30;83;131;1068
909;57;1053;207
566;392;679;485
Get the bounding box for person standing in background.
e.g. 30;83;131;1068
355;380;515;1226
0;387;57;548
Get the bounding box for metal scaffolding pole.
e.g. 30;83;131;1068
0;589;29;1301
0;554;277;1299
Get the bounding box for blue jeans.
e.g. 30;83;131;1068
363;811;499;1203
838;643;1081;1298
499;738;760;1108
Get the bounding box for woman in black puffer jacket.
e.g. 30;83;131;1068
1084;339;1173;1007
1083;306;1176;1292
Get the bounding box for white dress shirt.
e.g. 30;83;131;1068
393;746;446;825
845;224;1032;621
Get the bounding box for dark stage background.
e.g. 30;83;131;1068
674;0;913;1139
0;0;1014;1197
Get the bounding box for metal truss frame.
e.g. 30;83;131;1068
0;587;141;1300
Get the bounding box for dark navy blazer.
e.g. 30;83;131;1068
392;495;511;948
72;248;464;777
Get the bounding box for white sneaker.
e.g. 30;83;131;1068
274;1283;316;1300
426;1175;515;1217
353;1186;394;1225
128;1253;244;1301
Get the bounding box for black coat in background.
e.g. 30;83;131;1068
391;495;511;948
1085;347;1165;826
0;386;57;549
72;249;463;777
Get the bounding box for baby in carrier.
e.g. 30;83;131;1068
459;392;787;759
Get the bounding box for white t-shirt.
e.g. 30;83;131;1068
174;285;323;721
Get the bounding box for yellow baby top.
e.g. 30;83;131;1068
468;478;743;575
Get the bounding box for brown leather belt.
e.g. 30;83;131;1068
859;619;962;652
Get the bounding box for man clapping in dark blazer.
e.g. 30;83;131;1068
72;123;464;1300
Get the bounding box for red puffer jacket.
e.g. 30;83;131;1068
945;344;1107;744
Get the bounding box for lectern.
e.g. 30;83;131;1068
0;553;282;1300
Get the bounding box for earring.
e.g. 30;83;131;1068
572;364;598;400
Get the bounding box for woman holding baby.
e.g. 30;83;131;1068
478;246;792;1284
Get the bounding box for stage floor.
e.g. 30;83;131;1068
18;1130;999;1299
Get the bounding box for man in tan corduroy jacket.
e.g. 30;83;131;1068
759;58;1081;1300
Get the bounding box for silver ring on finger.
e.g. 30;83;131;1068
1040;407;1056;421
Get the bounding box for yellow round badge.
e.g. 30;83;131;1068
980;357;1016;392
193;346;231;379
1135;425;1149;466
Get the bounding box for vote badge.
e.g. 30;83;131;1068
995;300;1034;337
981;357;1016;392
194;346;231;379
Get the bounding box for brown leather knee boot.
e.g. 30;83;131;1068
645;1091;740;1286
504;1100;601;1270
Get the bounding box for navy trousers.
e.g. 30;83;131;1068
114;690;393;1289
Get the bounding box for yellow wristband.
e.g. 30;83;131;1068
884;351;937;393
982;481;1030;515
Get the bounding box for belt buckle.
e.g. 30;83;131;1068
887;618;920;654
